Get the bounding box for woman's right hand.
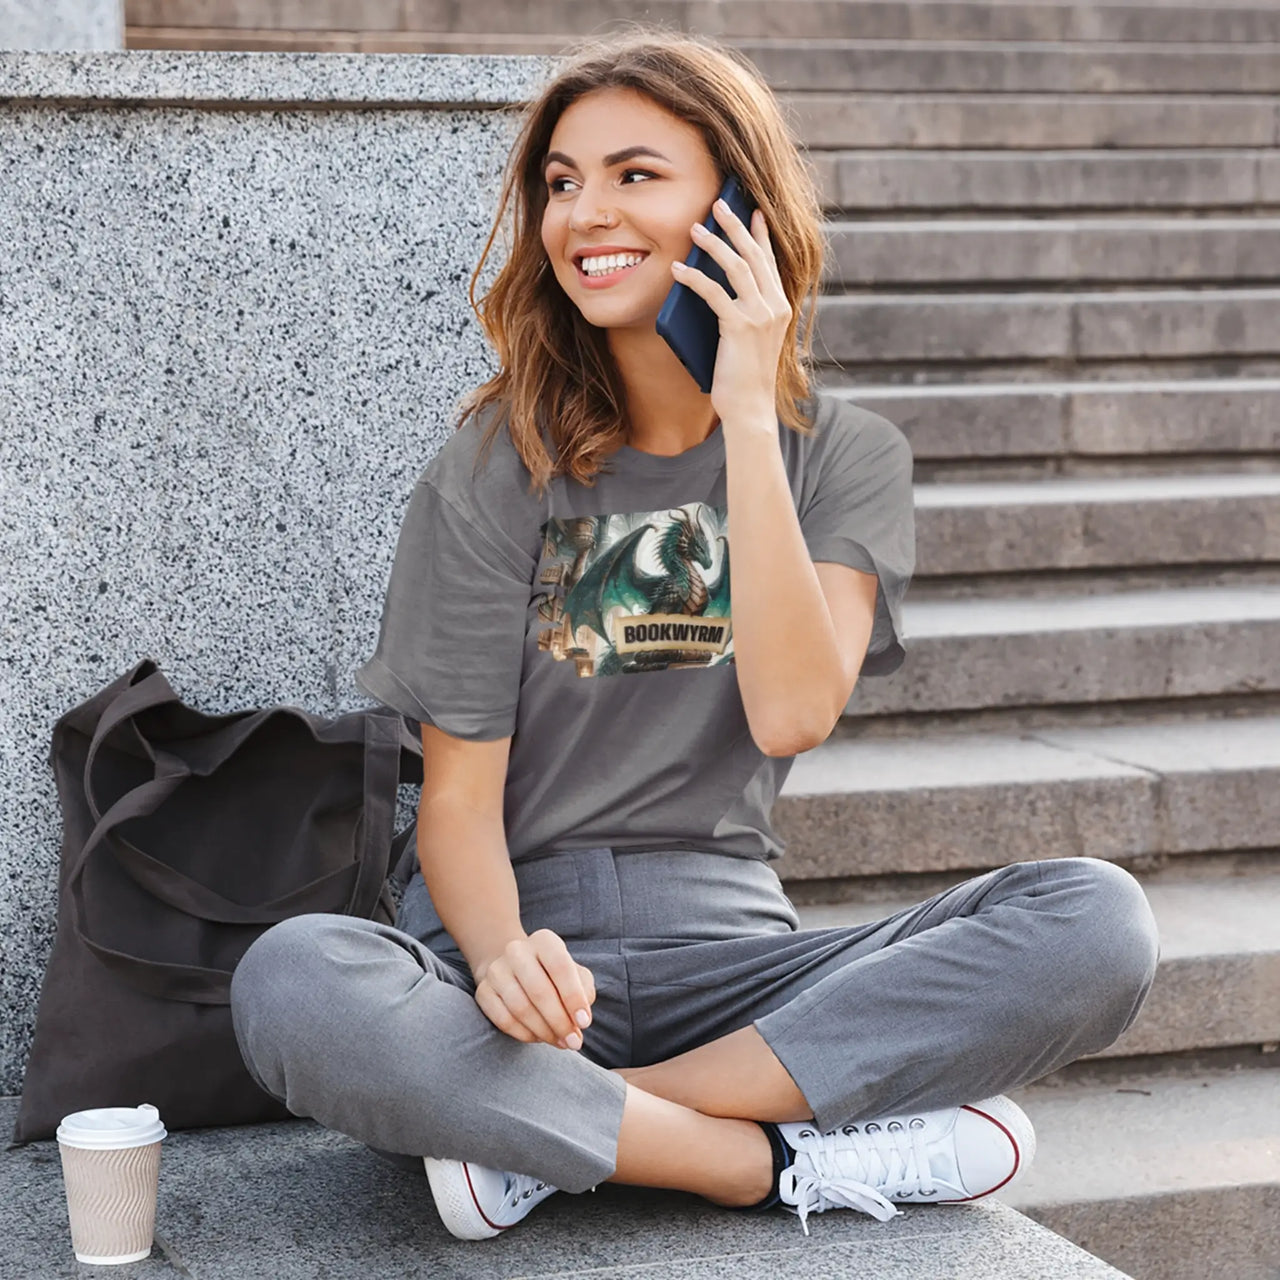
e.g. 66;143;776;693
472;929;596;1049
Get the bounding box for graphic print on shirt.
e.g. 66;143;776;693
534;502;733;678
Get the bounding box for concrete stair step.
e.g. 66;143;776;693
827;216;1280;287
1001;1066;1280;1280
791;869;1280;1058
0;1096;1131;1280
815;286;1280;365
745;39;1280;94
785;93;1280;150
914;472;1280;575
774;713;1280;878
851;585;1280;715
832;379;1280;461
817;147;1280;213
126;0;1280;44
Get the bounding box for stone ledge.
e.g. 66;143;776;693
0;49;554;107
0;1096;1128;1279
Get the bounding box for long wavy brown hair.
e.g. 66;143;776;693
458;25;827;499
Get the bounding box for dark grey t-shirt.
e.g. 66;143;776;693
355;390;914;864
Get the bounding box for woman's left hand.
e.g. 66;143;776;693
672;199;793;430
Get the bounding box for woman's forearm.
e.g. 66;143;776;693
416;796;527;980
724;416;846;756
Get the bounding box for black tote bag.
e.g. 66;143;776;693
9;657;424;1146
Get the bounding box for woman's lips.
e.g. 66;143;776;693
574;254;649;289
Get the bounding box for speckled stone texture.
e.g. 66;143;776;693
0;50;558;1097
0;0;122;51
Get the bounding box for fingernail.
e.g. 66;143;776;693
557;1038;567;1048
566;1032;582;1050
575;1010;591;1028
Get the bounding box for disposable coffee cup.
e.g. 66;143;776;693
56;1103;167;1265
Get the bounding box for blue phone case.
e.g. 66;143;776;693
655;173;758;394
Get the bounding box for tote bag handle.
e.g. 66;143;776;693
64;668;414;1004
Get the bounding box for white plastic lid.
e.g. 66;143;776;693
56;1103;167;1150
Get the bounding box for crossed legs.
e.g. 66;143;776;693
230;857;1158;1203
602;856;1159;1202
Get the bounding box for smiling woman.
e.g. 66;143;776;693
230;20;1159;1258
458;28;827;488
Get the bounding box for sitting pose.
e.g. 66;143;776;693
229;28;1160;1241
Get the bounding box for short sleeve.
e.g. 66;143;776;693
800;408;915;677
354;479;531;741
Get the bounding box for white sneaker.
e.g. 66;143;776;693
776;1095;1035;1235
423;1154;561;1240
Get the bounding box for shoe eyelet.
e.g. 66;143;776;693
909;1118;926;1130
841;1125;857;1135
522;1189;533;1198
798;1129;814;1138
865;1123;881;1134
920;1188;937;1196
536;1182;547;1190
887;1121;903;1133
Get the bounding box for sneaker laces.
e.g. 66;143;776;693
499;1171;551;1212
780;1119;967;1235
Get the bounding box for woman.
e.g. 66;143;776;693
229;28;1160;1241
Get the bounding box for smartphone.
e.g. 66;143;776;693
656;172;758;394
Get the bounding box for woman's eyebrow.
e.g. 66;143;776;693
543;145;673;171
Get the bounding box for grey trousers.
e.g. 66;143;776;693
228;849;1159;1195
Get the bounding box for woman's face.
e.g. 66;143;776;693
539;86;722;333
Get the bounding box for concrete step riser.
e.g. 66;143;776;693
776;772;1162;879
1105;952;1280;1059
788;95;1280;150
775;719;1280;879
816;150;1280;213
849;618;1280;715
1021;1188;1280;1280
127;0;1280;44
745;43;1280;95
914;490;1280;575
911;568;1280;604
815;289;1280;364
836;383;1280;461
826;219;1280;287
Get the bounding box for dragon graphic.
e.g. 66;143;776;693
538;503;733;677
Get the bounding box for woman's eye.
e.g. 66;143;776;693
547;169;656;193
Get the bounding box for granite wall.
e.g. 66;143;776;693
0;50;556;1097
0;0;123;50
